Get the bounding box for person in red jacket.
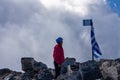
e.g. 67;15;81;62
53;37;65;79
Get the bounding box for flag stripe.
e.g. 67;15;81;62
91;38;95;45
93;46;102;55
91;25;102;58
93;52;99;58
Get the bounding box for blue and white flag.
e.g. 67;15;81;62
83;19;102;59
91;24;102;59
83;19;93;26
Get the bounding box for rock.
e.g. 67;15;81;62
60;57;76;74
0;69;22;80
57;71;82;80
80;60;103;80
1;57;120;80
0;68;12;77
49;68;55;78
58;58;82;80
33;61;48;72
21;57;35;72
100;59;120;80
70;62;80;71
21;57;53;80
37;69;53;80
4;73;15;80
21;72;32;80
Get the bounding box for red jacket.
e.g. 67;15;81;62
53;44;65;65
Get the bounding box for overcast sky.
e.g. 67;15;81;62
0;0;120;71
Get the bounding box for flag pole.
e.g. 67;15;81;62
91;20;94;61
92;49;94;61
91;25;94;61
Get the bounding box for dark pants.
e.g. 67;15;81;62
54;61;61;79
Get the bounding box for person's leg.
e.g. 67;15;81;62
54;61;61;79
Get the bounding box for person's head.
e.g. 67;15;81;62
56;37;63;45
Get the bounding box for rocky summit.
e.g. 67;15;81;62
0;57;120;80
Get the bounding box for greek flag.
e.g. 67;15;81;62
91;26;102;58
83;19;102;59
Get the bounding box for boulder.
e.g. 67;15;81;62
100;59;120;80
80;60;103;80
58;58;82;80
21;57;53;80
37;69;53;80
21;57;35;72
0;68;12;77
33;61;48;71
60;57;76;74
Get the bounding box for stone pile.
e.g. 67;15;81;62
58;58;103;80
21;57;53;80
100;58;120;80
0;68;22;80
0;57;120;80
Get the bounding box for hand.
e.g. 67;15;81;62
58;64;61;67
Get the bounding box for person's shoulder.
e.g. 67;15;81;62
54;44;60;48
54;44;58;48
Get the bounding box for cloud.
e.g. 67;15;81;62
40;0;106;16
0;0;120;71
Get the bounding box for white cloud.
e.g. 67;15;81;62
40;0;106;16
0;0;120;71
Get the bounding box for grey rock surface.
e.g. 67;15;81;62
0;57;120;80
